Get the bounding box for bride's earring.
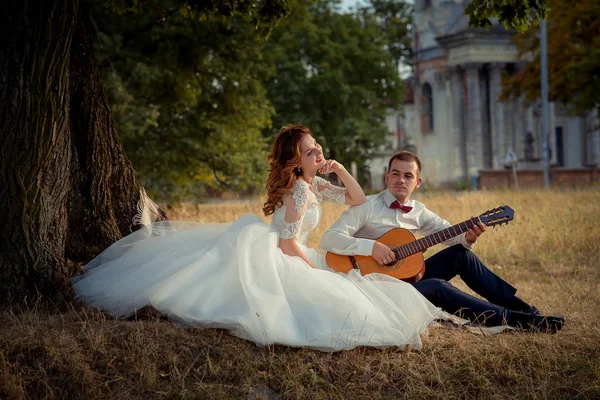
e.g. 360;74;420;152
295;167;302;175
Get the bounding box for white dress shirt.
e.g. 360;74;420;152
320;189;473;256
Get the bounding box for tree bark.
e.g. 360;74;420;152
0;0;144;304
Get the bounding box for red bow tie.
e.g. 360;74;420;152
390;200;413;213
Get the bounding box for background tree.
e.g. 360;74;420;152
0;0;287;304
263;0;405;185
501;0;599;117
363;0;413;70
99;0;413;193
93;6;276;200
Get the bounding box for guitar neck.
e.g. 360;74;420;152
393;217;480;259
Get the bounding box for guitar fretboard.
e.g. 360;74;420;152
392;217;480;260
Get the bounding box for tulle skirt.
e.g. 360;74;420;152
72;213;446;351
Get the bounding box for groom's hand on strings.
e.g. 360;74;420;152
465;218;486;244
372;242;395;265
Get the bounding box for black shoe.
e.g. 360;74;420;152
528;305;543;316
531;315;565;333
509;311;565;334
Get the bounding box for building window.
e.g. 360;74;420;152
423;0;432;9
421;83;434;132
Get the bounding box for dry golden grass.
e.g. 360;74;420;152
1;189;599;399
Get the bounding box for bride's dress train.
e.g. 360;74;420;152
73;178;446;351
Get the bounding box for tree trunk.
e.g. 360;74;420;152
0;0;145;304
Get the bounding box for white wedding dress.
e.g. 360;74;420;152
72;177;446;351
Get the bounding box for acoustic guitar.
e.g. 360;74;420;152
325;205;514;283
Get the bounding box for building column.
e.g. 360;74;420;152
513;63;528;162
450;67;466;179
480;67;492;169
414;80;423;155
464;63;484;178
489;64;505;169
434;71;446;136
525;105;535;161
514;95;526;160
525;106;534;143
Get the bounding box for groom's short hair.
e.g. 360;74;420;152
388;151;422;175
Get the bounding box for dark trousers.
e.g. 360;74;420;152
412;245;518;326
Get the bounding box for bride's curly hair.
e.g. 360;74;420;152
262;124;311;216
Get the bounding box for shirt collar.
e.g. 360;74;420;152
383;190;412;208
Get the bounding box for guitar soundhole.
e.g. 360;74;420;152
380;259;403;272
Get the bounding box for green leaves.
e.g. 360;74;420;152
95;0;410;196
501;0;599;115
365;0;413;68
94;4;275;199
263;0;406;184
103;0;290;36
464;0;549;33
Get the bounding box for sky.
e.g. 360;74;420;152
340;0;415;11
340;0;365;11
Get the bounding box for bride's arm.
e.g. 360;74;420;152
277;186;317;268
334;165;366;205
279;238;318;269
318;160;366;206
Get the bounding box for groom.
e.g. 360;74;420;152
320;151;565;333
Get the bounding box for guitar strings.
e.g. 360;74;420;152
354;243;424;268
355;255;406;268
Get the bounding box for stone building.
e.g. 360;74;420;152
370;0;600;190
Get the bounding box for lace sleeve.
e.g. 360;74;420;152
279;180;309;240
312;176;347;205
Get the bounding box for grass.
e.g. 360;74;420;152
1;189;599;399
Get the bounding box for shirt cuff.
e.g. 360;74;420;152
356;238;376;256
462;233;475;250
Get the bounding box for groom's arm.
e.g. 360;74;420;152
320;201;375;256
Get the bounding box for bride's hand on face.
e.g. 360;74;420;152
318;159;345;175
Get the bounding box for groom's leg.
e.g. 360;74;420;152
412;278;509;326
422;245;520;308
413;279;565;332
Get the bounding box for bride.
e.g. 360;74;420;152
72;124;446;351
